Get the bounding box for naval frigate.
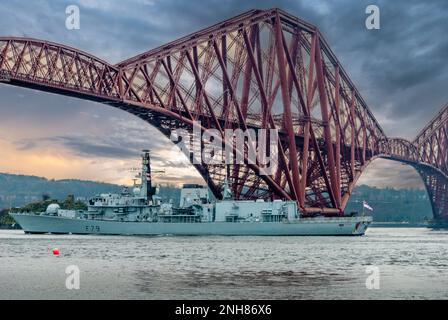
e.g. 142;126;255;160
10;151;372;236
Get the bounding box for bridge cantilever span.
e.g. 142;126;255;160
384;105;448;220
413;104;447;220
0;8;446;219
414;103;448;176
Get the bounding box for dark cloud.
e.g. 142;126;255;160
159;160;192;169
16;135;136;158
16;139;37;151
15;125;169;159
49;136;141;159
158;174;203;184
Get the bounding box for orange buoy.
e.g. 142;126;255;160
52;248;60;256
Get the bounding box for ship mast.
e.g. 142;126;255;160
140;150;157;203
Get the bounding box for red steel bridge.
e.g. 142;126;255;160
0;9;446;219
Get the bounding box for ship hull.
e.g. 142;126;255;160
10;213;371;236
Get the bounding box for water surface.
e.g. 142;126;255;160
0;228;447;299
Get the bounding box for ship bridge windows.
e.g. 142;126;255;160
158;214;202;223
261;210;287;222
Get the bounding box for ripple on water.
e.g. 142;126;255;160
0;228;448;299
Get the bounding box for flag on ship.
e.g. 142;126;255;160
363;200;374;211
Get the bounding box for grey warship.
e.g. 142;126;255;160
10;151;371;236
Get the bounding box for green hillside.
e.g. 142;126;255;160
345;185;432;222
0;172;123;209
0;172;181;209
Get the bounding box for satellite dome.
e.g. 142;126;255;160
46;203;60;215
133;187;141;196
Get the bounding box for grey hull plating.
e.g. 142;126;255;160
11;213;371;236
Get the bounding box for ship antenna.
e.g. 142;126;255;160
141;149;156;204
222;165;233;200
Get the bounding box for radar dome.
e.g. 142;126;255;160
46;203;60;215
133;187;141;196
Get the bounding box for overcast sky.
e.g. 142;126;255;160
0;0;446;188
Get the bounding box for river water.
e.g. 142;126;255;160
0;227;447;299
